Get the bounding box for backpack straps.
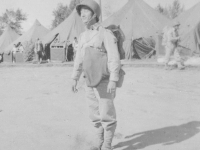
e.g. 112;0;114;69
95;26;106;51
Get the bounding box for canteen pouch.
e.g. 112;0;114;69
83;46;125;88
83;46;110;87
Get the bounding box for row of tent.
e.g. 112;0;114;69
0;0;200;62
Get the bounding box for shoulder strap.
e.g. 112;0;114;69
97;26;105;49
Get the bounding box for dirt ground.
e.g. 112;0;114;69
0;66;200;150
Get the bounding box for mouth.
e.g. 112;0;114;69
81;18;89;23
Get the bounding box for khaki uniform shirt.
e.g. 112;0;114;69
71;23;121;82
72;41;79;52
12;47;17;53
166;27;180;49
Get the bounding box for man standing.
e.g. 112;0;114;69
64;40;70;62
163;21;185;70
38;40;44;63
71;0;121;150
34;38;40;63
72;37;78;60
12;44;18;63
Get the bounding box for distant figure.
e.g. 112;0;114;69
67;44;74;61
12;44;17;63
62;41;68;62
45;43;50;62
0;54;2;63
72;37;78;60
34;38;40;61
37;40;44;63
163;21;185;70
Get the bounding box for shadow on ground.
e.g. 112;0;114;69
114;121;200;150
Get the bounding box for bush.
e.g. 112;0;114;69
23;41;35;62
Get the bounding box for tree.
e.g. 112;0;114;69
155;4;169;18
0;9;27;35
156;4;164;14
51;0;82;29
156;0;184;19
168;0;184;19
68;0;82;13
51;3;70;29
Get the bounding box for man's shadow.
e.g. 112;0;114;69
114;121;200;150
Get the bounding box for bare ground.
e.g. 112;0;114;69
0;66;200;150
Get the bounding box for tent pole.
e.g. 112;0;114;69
97;0;102;22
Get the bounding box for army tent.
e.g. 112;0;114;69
4;19;49;54
174;2;200;56
179;21;200;56
0;26;19;54
102;0;171;59
175;2;200;36
42;11;84;45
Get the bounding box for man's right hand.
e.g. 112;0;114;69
71;79;78;93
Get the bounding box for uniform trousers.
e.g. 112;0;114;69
84;79;117;150
164;45;182;64
36;51;43;62
12;52;16;63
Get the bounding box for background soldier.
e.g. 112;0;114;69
38;40;44;63
163;21;185;70
72;37;78;60
12;44;17;63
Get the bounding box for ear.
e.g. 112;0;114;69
93;13;97;18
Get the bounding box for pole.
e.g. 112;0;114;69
97;0;102;22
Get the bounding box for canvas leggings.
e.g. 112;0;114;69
164;45;182;64
37;51;42;62
85;79;117;150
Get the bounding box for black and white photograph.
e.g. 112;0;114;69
0;0;200;150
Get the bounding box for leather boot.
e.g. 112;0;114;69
96;126;104;149
177;62;185;70
101;124;116;150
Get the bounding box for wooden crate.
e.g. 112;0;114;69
15;52;24;63
50;47;66;62
3;53;13;63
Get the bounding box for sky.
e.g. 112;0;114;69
0;0;200;32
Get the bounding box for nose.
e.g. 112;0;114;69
80;12;85;18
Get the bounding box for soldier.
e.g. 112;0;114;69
163;21;185;70
12;44;17;63
34;38;40;63
72;37;78;60
38;40;44;63
71;0;122;150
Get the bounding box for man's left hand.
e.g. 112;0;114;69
107;81;117;93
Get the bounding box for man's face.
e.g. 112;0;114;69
80;6;93;24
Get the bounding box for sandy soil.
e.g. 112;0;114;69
0;66;200;150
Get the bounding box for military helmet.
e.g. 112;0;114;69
76;0;101;19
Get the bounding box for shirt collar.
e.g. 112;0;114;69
90;22;101;30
